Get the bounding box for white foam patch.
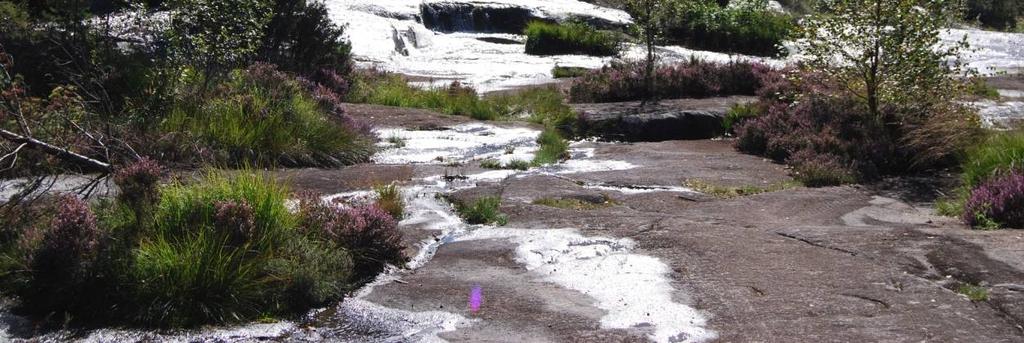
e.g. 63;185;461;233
975;100;1024;129
322;298;473;342
373;124;541;164
943;29;1024;75
585;184;697;195
457;228;715;343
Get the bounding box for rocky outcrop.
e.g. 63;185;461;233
420;0;631;34
573;96;756;142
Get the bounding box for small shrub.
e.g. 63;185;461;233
553;66;590;78
374;183;405;220
963;170;1024;229
569;59;772;103
533;128;570;166
456;196;508;226
524;21;621;57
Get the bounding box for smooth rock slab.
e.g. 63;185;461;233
573;96;756;142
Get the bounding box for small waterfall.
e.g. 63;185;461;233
420;2;535;34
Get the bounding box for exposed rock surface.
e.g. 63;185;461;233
573;96;756;141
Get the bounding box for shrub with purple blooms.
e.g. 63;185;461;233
963;171;1024;229
568;59;773;103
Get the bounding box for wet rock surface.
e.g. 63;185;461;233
573;97;756;141
5;104;1024;342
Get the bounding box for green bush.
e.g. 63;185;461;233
162;64;373;167
662;0;795;57
524;21;621;57
455;196;508;226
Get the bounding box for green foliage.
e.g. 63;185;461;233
967;78;1001;100
957;284;990;301
374;183;405;219
624;0;670;102
524;21;621;56
723;102;760;134
552;66;591;78
533;128;570;166
799;0;968;124
170;0;272;82
479;159;503;169
161;64;373;167
455;196;508;226
964;0;1022;31
961;131;1024;189
259;0;353;79
661;0;795;56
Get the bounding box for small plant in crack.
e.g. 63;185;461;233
956;284;989;302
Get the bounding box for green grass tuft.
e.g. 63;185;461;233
962;131;1024;190
455;196;508;226
532;128;570;166
374;183;405;220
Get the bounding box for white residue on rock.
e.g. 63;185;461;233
457;228;716;343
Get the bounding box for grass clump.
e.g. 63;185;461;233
374;183;405;220
553;66;591;78
723;102;760;134
937;131;1024;229
684;179;801;198
961;131;1024;190
957;284;990;301
532;128;570;166
162;64;374;167
524;21;621;57
485;86;577;130
455;196;508;226
349;72;499;120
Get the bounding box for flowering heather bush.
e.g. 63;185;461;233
568;59;773;103
113;157;163;206
213;200;257;245
31;195;102;277
296;192;407;280
734;74;898;184
963;171;1024;229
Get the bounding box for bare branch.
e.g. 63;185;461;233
0;128;111;173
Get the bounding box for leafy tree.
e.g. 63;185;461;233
259;0;352;78
799;0;969;124
169;0;272;88
964;0;1021;30
624;0;672;104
